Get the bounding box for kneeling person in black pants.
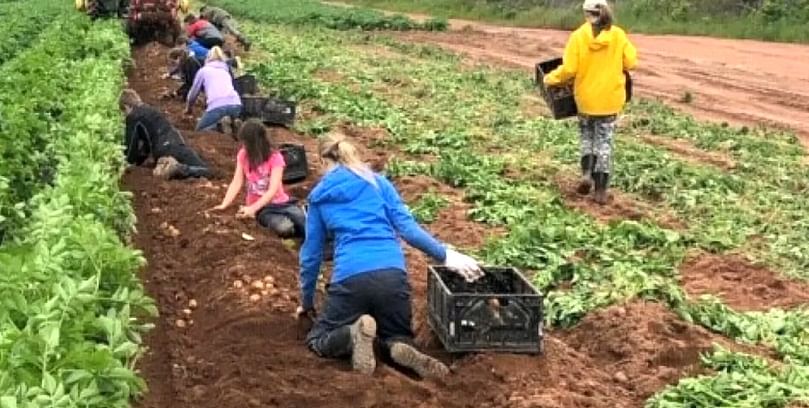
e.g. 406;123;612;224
121;89;212;180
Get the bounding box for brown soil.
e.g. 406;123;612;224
639;134;736;170
362;13;809;149
128;42;752;408
556;173;683;230
680;253;809;311
557;301;771;401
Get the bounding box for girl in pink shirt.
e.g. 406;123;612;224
213;120;305;237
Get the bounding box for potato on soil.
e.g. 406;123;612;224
249;294;261;302
175;319;187;328
188;299;198;309
233;280;244;289
252;281;265;290
182;308;193;316
263;275;275;284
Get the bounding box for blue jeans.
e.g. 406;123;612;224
196;105;242;131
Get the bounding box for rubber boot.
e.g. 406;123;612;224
389;342;449;380
349;315;377;375
593;172;610;205
577;155;596;195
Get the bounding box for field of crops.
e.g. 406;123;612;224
206;0;809;405
4;0;809;406
0;1;154;407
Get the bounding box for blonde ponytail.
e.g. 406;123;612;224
319;132;378;187
206;46;227;64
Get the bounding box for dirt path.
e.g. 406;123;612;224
327;2;809;147
127;43;775;408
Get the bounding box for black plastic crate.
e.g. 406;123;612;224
241;96;297;127
535;58;634;119
535;57;577;120
280;143;308;184
427;265;543;354
235;74;258;96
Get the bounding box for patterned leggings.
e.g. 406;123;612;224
579;115;616;174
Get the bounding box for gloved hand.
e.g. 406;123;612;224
444;248;484;282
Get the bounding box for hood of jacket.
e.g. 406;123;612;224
309;166;378;205
585;22;615;51
205;60;230;70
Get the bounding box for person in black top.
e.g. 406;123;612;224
121;89;212;180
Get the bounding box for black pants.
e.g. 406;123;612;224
306;269;413;358
159;144;211;179
256;201;306;238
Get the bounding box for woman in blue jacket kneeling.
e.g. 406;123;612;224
298;132;482;378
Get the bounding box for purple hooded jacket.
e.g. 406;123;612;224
186;60;241;112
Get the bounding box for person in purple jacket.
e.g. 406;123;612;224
297;132;483;379
185;46;243;133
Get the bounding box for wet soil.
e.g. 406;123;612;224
127;42;774;408
680;253;809;311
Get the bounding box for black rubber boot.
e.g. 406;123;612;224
577;155;596;195
593;172;610;205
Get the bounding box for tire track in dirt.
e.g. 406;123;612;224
127;42;773;408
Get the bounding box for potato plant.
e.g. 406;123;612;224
232;10;809;406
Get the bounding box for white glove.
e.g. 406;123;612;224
444;249;484;282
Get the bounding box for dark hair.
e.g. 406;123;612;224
239;119;274;171
200;5;208;12
184;14;197;24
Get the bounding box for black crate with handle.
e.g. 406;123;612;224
535;58;577;119
234;74;258;96
279;143;308;184
427;265;543;354
242;95;296;127
535;57;633;119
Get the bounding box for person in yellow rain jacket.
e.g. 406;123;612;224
545;0;637;205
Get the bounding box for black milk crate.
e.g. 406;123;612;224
427;265;543;354
280;143;308;184
535;57;577;120
235;74;258;96
241;96;297;127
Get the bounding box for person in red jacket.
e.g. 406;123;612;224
184;14;224;48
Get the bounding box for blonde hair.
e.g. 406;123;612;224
120;89;143;110
319;132;377;187
206;46;227;64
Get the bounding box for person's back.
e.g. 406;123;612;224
304;167;434;284
194;60;240;108
563;23;636;116
125;104;184;160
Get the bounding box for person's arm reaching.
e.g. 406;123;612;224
378;176;483;281
185;68;204;113
214;159;243;210
378;176;446;260
544;33;579;86
238;166;283;218
299;204;325;311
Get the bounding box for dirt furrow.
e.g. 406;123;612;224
127;41;777;408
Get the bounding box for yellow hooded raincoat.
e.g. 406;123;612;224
545;22;638;116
